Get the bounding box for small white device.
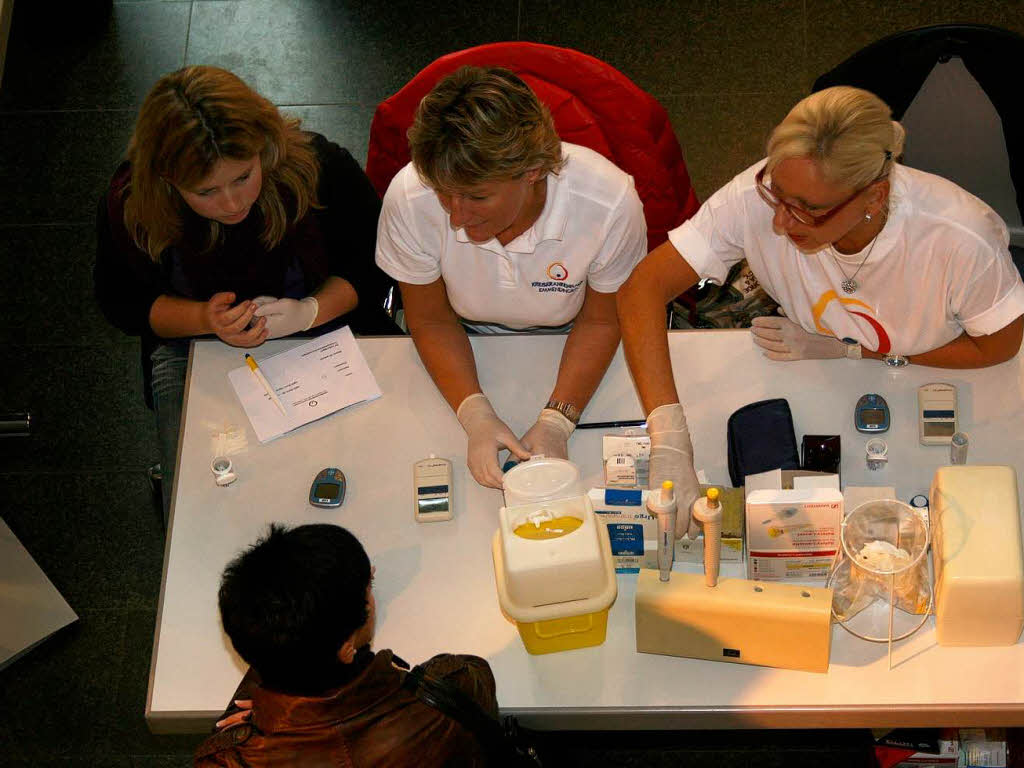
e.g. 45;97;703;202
210;456;237;487
414;455;453;522
865;438;888;471
918;383;958;445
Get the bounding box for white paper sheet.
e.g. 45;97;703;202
228;327;382;443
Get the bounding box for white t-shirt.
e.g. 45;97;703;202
669;161;1024;356
375;142;647;330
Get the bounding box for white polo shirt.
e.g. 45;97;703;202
669;160;1024;356
375;142;647;330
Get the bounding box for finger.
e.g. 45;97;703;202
221;300;255;327
502;435;532;461
778;307;788;318
236;321;269;347
762;349;797;361
253;299;287;317
235;699;253;708
469;455;501;489
752;335;790;353
750;326;784;343
750;316;781;329
215;710;252;730
225;303;258;334
209;292;236;309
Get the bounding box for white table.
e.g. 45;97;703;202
146;330;1024;733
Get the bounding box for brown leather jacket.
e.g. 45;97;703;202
194;650;496;767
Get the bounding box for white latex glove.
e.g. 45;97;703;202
253;296;319;339
456;393;531;489
251;295;278;308
520;408;575;460
647;403;702;539
750;313;846;361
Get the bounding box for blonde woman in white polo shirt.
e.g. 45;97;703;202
618;86;1024;537
376;67;646;488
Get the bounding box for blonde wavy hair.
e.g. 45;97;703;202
766;86;906;190
123;66;319;260
408;66;565;191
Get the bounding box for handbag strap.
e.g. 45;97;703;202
402;664;541;766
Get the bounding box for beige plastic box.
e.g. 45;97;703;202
930;465;1024;646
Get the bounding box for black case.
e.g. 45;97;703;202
726;398;801;487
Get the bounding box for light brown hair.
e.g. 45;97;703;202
123;66;319;259
408;66;564;191
766;86;906;190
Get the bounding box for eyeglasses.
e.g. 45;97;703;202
755;166;874;227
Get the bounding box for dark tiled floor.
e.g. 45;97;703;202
0;0;1011;764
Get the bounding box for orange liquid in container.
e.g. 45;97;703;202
513;516;583;540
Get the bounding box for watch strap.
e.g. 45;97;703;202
545;399;582;425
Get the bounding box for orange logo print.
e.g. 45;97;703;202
546;262;568;281
810;290;891;354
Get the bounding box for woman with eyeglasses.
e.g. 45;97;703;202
615;85;1024;537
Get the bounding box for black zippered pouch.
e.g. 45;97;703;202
726;398;800;487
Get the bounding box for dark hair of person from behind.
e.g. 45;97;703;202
408;65;564;192
218;523;371;693
123;65;320;260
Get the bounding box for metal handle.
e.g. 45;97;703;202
0;412;31;437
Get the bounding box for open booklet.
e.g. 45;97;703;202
228;326;382;443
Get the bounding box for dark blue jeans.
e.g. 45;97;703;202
150;341;190;526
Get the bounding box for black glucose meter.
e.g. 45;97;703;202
309;467;346;508
854;393;890;434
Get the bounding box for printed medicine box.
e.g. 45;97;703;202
746;488;842;583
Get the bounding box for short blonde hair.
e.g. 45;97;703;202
123;66;319;260
766;86;906;190
408;66;565;191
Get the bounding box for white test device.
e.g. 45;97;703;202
414;455;453;522
918;383;958;445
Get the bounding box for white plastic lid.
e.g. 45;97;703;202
502;457;583;507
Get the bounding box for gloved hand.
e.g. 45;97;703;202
251;295;278;308
457;393;531;489
647;403;702;539
253;296;319;339
520;408;575;460
750;312;846;361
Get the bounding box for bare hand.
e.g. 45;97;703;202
205;292;269;348
215;699;253;731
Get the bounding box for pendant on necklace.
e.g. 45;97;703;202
841;278;858;294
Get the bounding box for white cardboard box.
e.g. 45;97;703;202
746;486;843;583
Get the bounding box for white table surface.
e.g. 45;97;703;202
146;329;1024;733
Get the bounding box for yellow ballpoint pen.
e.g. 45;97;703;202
244;353;288;417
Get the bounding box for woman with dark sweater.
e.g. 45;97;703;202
95;66;397;523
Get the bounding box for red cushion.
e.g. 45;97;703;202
365;42;700;251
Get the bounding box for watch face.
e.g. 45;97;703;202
884;354;909;368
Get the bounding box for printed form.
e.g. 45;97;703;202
228;326;382;443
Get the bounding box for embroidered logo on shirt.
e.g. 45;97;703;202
811;289;892;354
546;262;568;281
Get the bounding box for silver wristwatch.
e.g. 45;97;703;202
883;353;909;368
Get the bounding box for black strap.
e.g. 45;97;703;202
402;664;542;767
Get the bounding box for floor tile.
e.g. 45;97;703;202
0;110;136;227
661;91;796;201
111;611;206;758
281;103;376;168
519;0;806;98
0;225;125;347
0;2;189;110
805;0;924;88
186;0;518;106
934;1;1024;38
0;610;126;758
130;757;193;768
0;343;158;473
0;472;166;612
